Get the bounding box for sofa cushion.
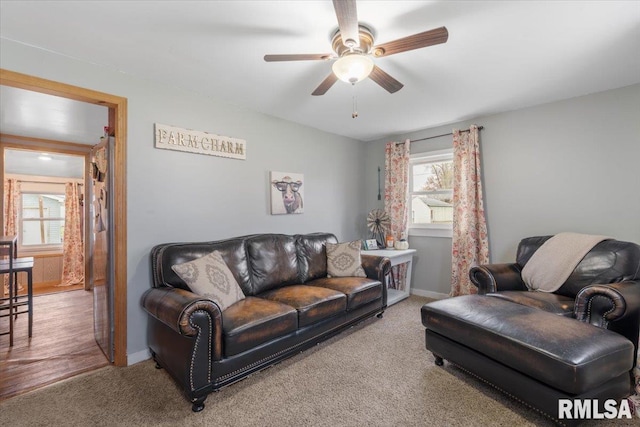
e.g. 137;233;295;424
246;234;299;294
296;233;338;282
154;238;251;293
259;285;347;327
326;240;366;278
222;296;298;357
421;295;634;395
487;291;574;316
171;250;245;311
307;277;382;311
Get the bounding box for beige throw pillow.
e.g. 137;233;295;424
326;240;367;278
171;250;245;311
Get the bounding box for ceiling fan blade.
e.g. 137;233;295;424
264;54;333;62
311;73;339;96
373;27;448;57
333;0;359;48
369;66;404;94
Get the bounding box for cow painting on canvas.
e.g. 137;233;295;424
270;171;304;215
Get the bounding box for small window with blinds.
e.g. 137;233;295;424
409;149;453;238
20;192;66;249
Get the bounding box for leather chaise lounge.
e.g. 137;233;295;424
421;236;640;425
142;232;390;411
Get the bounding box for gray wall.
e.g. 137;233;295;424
3;36;639;359
1;39;368;361
366;83;640;296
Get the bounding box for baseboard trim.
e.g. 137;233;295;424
410;289;449;300
127;348;151;366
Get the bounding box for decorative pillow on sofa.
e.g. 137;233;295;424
326;240;367;278
171;250;245;311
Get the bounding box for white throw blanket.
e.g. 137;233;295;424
521;232;610;292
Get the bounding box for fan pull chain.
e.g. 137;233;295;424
352;83;358;119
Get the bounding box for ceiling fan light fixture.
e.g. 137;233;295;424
332;53;374;84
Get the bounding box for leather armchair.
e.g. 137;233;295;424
422;235;639;423
469;235;640;365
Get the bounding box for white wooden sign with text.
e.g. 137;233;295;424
154;123;246;160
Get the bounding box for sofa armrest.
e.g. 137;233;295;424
469;263;527;294
142;286;223;336
575;281;640;327
575;281;640;368
361;254;391;307
142;286;224;396
361;254;392;283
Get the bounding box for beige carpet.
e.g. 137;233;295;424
0;296;635;426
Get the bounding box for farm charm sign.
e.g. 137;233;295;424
154;123;246;160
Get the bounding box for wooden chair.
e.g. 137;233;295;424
0;257;34;346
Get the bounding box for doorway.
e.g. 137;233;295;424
3;147;89;296
0;142;109;400
0;69;127;368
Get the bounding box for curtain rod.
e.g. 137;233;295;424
16;179;83;186
404;126;484;143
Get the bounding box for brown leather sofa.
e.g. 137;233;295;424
142;232;390;411
421;236;640;425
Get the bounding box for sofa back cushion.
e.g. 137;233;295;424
296;233;338;282
516;235;640;298
152;232;342;296
246;234;299;294
152;237;253;294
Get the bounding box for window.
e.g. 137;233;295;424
20;193;65;250
409;149;453;238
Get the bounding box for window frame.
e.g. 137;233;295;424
408;149;454;238
18;191;66;253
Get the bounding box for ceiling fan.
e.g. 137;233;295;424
264;0;448;96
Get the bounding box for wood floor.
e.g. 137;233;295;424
8;281;84;297
0;289;109;401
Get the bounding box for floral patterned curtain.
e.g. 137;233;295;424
629;362;640;419
60;182;84;286
450;125;489;296
3;179;20;238
384;139;410;290
3;179;21;293
384;139;411;241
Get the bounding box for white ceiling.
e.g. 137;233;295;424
1;1;639;142
5;148;85;179
0;86;108;145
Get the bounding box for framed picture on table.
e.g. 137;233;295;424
364;239;379;250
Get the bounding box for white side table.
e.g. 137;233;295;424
362;248;417;306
